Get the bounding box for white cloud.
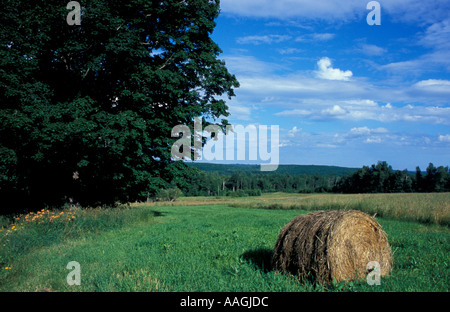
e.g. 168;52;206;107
358;44;387;56
312;33;335;41
220;0;450;24
276;109;311;117
278;48;303;55
344;99;378;107
418;19;450;49
344;127;388;144
296;33;335;42
288;126;301;137
316;57;353;81
321;105;347;116
364;137;382;144
381;51;450;76
228;103;252;121
316;143;338;148
335;127;438;147
380;19;450;75
349;126;371;136
413;79;450;94
276;101;450;124
261;96;275;102
414;79;450;87
226;53;450;106
236;35;291;45
223;54;450;124
222;55;282;76
404;79;450;105
349;127;388;137
438;134;450;142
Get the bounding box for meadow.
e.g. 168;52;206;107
0;192;448;292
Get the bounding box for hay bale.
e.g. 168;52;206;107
272;210;393;284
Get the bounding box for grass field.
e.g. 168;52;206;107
0;193;449;292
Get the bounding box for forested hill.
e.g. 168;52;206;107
186;162;359;176
178;161;449;196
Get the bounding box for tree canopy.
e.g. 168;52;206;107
0;0;239;212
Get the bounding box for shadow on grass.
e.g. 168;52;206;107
150;210;166;217
241;248;274;273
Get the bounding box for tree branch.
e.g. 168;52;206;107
158;53;175;70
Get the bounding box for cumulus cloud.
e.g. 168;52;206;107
222;55;450;124
224;55;449;106
321;105;347;116
344;127;387;144
316;57;353;81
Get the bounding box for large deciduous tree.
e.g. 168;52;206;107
0;0;238;211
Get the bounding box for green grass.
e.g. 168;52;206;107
0;194;449;292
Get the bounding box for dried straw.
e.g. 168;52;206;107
272;210;393;283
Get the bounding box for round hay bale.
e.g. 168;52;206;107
272;210;393;284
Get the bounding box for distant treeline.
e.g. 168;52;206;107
177;161;450;196
336;161;450;193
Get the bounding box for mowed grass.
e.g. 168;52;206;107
0;193;449;292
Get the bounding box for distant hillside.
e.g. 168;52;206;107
186;162;358;176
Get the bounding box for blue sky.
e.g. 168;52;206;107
201;0;450;171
